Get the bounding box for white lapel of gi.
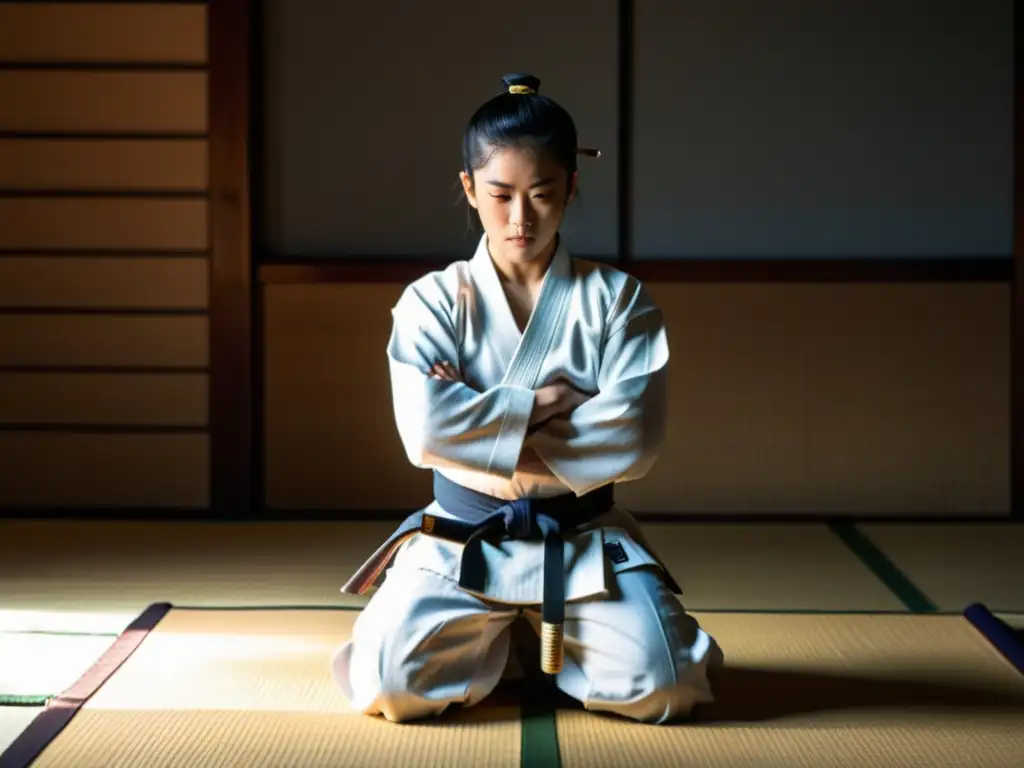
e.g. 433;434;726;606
469;234;574;388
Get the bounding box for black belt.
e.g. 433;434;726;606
342;472;615;675
430;472;614;674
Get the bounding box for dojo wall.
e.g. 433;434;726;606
0;2;1012;517
262;0;1011;516
0;3;211;508
263;282;1010;516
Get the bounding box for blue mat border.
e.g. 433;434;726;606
963;602;1024;676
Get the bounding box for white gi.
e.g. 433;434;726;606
332;234;722;724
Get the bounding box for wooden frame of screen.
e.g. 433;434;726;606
209;0;254;516
207;0;1022;519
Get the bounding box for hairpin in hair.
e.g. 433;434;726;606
577;147;602;158
508;84;536;95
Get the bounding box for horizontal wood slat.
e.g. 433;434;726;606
0;198;208;250
0;432;209;507
0;3;207;63
0;314;208;368
0;257;208;309
0;71;207;132
0;372;208;426
0;139;208;190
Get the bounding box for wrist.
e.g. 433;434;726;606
530;386;554;425
529;391;544;426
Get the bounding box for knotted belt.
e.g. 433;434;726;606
342;471;615;675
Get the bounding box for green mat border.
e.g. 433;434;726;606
0;694;50;708
828;520;938;612
0;629;120;704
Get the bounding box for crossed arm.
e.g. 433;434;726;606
388;279;669;493
426;361;588;476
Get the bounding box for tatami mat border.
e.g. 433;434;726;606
964;603;1024;676
0;602;170;768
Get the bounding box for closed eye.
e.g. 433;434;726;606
487;177;555;200
488;192;550;202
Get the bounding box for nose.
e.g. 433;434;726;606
509;197;533;229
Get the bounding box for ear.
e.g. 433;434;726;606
566;171;579;205
459;171;478;209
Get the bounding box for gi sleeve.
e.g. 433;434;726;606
527;278;669;495
387;282;536;479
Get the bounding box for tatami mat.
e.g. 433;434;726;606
1;519;1017;621
10;607;1022;768
25;608;521;768
857;524;1024;611
0;521;395;629
638;523;906;610
557;611;1024;768
4;517;1019;766
0;632;113;701
0;520;913;636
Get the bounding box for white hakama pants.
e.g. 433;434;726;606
331;563;722;724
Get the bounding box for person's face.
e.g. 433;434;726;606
460;145;577;269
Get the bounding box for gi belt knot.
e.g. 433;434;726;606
500;498;535;538
431;472;615;677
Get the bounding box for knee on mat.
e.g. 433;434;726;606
337;630;451;723
371;684;442;724
581;632;720;724
585;673;713;725
347;654;451;723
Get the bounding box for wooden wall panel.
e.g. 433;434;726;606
0;373;208;427
0;315;208;369
0;140;208;190
0;257;208;309
0;433;209;508
263;283;1010;515
0;3;207;63
0;3;211;512
0;71;207;133
0;199;208;251
263;284;431;510
615;282;1010;515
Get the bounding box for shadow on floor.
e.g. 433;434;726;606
534;665;1024;725
691;667;1024;723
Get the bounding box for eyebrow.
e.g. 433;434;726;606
486;177;555;190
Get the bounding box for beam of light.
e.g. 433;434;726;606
0;609;137;635
0;632;114;697
82;632;352;713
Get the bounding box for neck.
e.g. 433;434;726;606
488;235;558;288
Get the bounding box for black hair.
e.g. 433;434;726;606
461;73;579;185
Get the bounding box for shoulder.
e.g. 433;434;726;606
570;258;660;324
393;259;472;319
